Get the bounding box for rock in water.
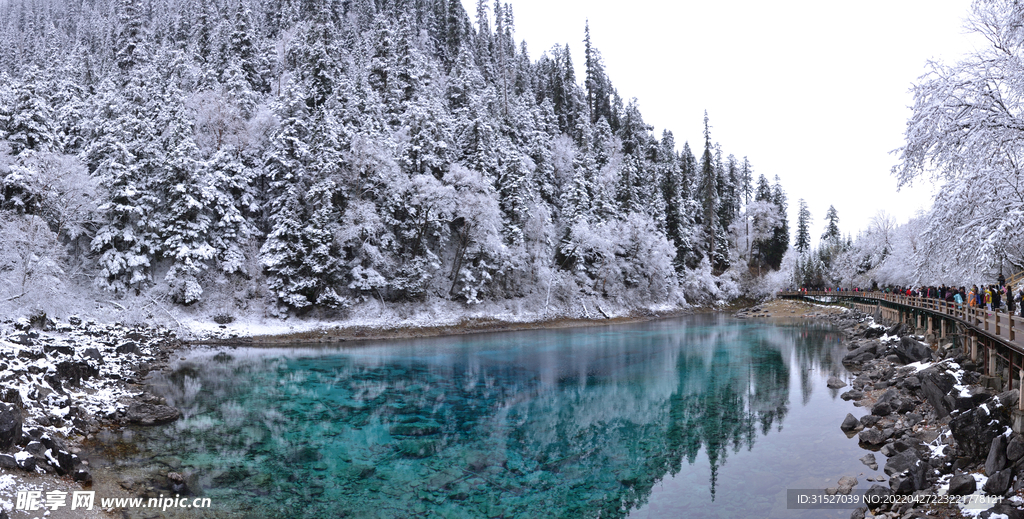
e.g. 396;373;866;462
836;475;858;495
840;413;861;433
125;403;181;426
840;390;865;401
859;453;878;471
858;428;888;446
827;375;847;389
0;403;22;451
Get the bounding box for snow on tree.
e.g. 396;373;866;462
0;0;800;314
893;0;1024;278
821;205;840;244
795;199;811;254
5;69;56;156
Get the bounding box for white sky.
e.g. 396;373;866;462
461;0;982;238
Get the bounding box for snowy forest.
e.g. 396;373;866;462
789;0;1024;290
0;0;793;322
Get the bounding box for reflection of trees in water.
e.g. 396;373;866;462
664;324;790;501
128;319;842;518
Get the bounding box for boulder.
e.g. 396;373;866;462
55;360;98;387
859;453;878;471
8;333;33;346
951;403;1011;460
15;452;34;471
0;403;22;451
895;398;917;414
73;469;92;485
886;323;905;337
884;448;921;476
870;401;891;417
980;503;1024;519
42;344;73;356
955;386;995;413
909;457;929;491
986;434;1008;475
983;468;1013;496
916;364;957;417
840;413;861;433
1007;435;1024;462
860;415;881;428
125;403;181;426
947;472;977;495
859;428;889;446
840;390;866;401
864;484;891;510
871;388;900;416
888;474;916;494
837;475;858;495
53;449;77;476
864;326;885;339
843;343;879;365
0;388;21;408
893;336;934;364
115;342;138;355
827;375;847;389
82;347;103;363
0;453;16;469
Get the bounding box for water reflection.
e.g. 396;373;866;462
96;315;851;518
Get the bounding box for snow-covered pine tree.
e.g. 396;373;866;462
795;199;811;254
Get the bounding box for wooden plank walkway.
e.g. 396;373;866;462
778;290;1024;390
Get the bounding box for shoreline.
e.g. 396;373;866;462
185;305;707;346
761;299;1024;519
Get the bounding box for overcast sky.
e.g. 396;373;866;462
460;0;982;239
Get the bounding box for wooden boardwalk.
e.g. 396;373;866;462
778;291;1024;391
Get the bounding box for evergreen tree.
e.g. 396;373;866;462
765;175;789;270
0;0;807;311
115;0;148;74
795;198;811;254
822;205;840;244
5;69;55;155
698;111;726;272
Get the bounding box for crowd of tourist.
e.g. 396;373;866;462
795;274;1024;317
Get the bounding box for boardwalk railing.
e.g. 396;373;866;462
778;290;1024;391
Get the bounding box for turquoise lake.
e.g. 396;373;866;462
94;314;882;518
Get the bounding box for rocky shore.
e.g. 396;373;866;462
754;301;1024;519
0;314;184;518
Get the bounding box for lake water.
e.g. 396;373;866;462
92;314;882;518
